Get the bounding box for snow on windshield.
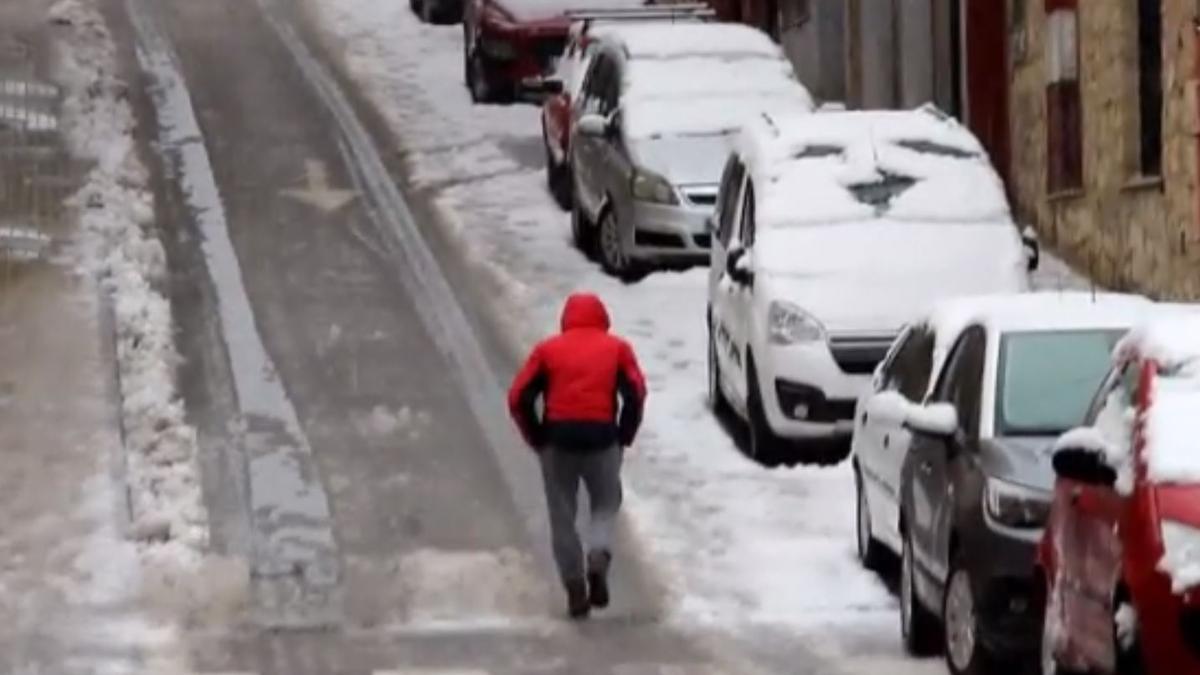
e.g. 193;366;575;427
623;56;804;101
1145;373;1200;485
500;0;646;22
1118;315;1200;374
748;109;1009;227
608;22;782;60
623;93;810;140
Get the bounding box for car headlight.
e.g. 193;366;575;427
984;477;1051;529
631;169;678;205
767;301;825;345
1160;520;1200;593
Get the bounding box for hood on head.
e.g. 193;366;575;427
561;293;611;332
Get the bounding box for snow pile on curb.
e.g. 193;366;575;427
50;0;207;555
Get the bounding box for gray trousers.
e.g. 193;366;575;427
539;445;623;586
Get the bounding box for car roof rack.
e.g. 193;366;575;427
565;4;716;29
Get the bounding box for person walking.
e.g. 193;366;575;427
507;292;647;619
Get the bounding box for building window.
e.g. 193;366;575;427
1136;0;1163;176
1045;5;1082;192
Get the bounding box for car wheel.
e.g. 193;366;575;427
543;128;572;210
943;555;990;675
901;530;941;656
707;325;731;418
855;468;887;570
746;360;783;465
571;199;596;258
598;208;645;281
468;50;494;103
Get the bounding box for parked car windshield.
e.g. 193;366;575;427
995;329;1126;436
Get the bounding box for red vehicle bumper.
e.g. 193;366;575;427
1135;571;1200;674
476;23;568;96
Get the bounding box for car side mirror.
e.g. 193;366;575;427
726;247;754;286
1022;225;1041;272
1052;446;1117;487
577;113;608;138
904;402;959;439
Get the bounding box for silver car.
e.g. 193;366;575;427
567;22;812;280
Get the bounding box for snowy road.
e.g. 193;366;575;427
59;0;1087;670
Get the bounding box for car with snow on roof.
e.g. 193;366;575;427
707;106;1040;464
1041;312;1200;675
538;4;716;208
881;292;1154;674
569;21;814;279
463;0;649;103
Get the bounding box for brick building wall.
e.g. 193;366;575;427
1008;0;1200;299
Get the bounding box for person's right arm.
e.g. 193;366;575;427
508;345;548;450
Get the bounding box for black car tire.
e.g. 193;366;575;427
854;468;888;571
943;554;991;675
571;199;597;258
598;208;647;282
468;49;495;103
543;127;572;210
707;325;731;418
901;531;942;657
746;358;783;465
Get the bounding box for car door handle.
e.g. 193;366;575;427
1070;486;1082;506
861;411;869;425
883;434;890;450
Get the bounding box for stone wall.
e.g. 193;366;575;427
1008;0;1200;299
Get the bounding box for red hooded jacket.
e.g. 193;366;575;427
507;293;647;451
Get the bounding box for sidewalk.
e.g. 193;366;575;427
0;0;194;671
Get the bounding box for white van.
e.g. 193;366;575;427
706;106;1038;462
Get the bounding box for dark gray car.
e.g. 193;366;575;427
896;318;1137;675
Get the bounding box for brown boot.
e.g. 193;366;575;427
566;579;590;619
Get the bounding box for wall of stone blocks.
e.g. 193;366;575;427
1008;0;1200;299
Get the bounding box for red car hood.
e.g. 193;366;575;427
1156;484;1200;525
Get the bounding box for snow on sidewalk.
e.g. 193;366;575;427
51;0;207;554
309;0;906;643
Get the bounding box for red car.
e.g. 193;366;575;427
539;6;713;208
1041;315;1200;675
462;0;650;104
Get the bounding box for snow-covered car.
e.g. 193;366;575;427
1041;313;1200;675
707;106;1039;462
569;22;814;278
538;5;715;209
885;292;1152;675
463;0;646;103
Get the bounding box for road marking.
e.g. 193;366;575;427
254;0;557;579
280;158;358;213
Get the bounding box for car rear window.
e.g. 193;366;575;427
995;329;1126;437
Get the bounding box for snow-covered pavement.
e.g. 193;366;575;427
295;0;1083;670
